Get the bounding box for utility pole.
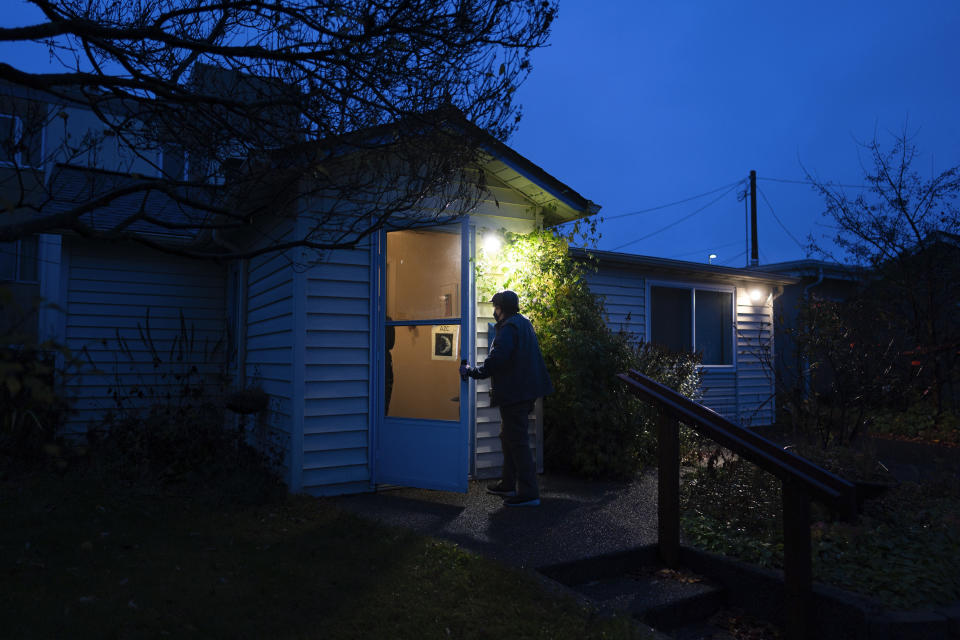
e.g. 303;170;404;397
750;170;759;267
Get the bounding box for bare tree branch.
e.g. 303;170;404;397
0;0;558;260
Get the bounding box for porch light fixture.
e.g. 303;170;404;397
750;288;765;302
483;232;502;254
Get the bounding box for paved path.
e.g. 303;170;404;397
334;471;660;571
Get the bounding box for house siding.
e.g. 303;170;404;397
62;238;227;435
300;243;372;496
585;265;645;338
734;288;775;426
243;222;296;486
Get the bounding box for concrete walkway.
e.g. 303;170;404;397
334;471;660;571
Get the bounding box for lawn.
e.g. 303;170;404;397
0;467;649;640
680;440;960;610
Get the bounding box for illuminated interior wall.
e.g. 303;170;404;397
387;324;460;421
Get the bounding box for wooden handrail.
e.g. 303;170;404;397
619;369;859;640
619;370;857;517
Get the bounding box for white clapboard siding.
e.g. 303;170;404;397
301;244;372;496
734;288;775;426
62;239;227;434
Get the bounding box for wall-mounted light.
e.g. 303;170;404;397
483;232;502;254
750;288;765;302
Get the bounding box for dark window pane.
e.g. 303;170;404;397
695;290;733;365
0;241;17;280
650;286;691;352
18;236;38;282
162;147;186;180
0;114;16;163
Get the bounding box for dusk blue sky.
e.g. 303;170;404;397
511;1;960;265
3;2;959;266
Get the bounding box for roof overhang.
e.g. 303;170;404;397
476;142;600;226
572;248;800;287
755;259;862;282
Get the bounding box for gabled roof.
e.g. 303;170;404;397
572;247;799;286
273;107;601;225
472;134;599;225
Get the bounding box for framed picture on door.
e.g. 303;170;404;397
431;325;459;361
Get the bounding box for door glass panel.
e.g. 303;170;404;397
385;324;460;421
386;229;460;320
384;228;462;421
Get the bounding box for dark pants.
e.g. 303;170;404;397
498;400;538;499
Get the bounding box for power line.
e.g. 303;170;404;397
600;179;745;221
611;182;743;252
757;187;806;252
758;176;870;189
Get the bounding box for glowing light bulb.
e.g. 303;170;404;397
483;233;502;254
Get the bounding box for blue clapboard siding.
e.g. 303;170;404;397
244;223;297;484
584;265;646;339
301;244;372;496
586;264;777;426
62;238;226;435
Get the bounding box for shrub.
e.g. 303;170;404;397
0;287;80;467
779;295;900;447
88;310;283;493
0;345;69;462
477;227;701;478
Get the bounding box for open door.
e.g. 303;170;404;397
374;225;470;492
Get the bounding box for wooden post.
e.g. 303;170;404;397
750;169;759;266
657;410;680;568
782;480;812;640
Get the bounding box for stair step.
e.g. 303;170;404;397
569;568;726;625
643;589;727;630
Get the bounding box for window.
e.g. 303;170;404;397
160;146;187;180
650;285;733;365
0;236;39;283
0;114;23;165
0;113;42;167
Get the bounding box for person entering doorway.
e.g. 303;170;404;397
460;290;553;507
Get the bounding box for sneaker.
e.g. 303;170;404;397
504;496;540;507
486;482;516;497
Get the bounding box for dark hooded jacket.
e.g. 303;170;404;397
472;313;553;406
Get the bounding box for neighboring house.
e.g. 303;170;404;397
756;260;862;395
577;249;798;427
